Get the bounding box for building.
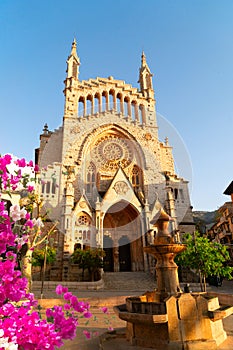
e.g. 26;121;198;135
35;40;194;279
207;181;233;263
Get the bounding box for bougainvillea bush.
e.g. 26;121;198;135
0;154;92;349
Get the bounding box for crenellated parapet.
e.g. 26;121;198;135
64;41;156;127
64;76;156;126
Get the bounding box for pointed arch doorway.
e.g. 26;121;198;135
103;201;144;272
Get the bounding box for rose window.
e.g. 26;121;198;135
91;135;133;173
103;143;123;160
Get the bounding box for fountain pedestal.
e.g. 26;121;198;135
144;244;185;302
113;208;233;349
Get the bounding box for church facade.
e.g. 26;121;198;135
35;40;194;278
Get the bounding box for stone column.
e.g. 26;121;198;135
141;210;149;272
113;246;119;272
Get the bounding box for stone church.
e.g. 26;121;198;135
35;40;194;278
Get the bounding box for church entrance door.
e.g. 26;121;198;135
119;236;131;271
103;201;144;272
103;236;114;272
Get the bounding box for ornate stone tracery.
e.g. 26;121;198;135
91;134;133;173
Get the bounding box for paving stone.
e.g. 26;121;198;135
31;274;233;349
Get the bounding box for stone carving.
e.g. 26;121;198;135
113;181;129;195
79;201;86;208
144;132;152;140
91;135;133;172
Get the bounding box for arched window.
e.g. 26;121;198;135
131;101;138;121
131;165;141;190
102;91;108;111
86;95;93;115
146;74;152;89
78;96;85;117
74;243;81;250
86;162;96;194
117;93;123;114
139;104;145;124
46;181;51;194
51;179;56;194
124;97;130;117
94;93;100;113
72;62;77;77
109;90;115;110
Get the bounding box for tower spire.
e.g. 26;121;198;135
71;38;78;57
138;51;154;99
66;38;80;80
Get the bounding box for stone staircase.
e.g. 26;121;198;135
102;272;157;291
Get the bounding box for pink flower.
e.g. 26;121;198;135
34;164;40;172
24;219;34;229
15;158;26;167
0;155;94;349
10;205;21;222
83;330;91;339
25;212;30;220
27;185;34;192
55;284;63;295
62;286;68;293
83;311;92;319
100;306;109;314
64;292;72;300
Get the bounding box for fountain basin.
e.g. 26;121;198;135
114;292;232;349
144;243;186;254
114;303;168;324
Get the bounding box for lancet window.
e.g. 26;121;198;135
86;162;96;195
131;165;142;190
72;62;77;77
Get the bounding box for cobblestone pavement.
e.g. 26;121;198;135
31;273;233;349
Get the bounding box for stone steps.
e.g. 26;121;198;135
102;272;156;291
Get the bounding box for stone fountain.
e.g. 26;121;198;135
112;208;233;350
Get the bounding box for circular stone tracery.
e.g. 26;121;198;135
103;142;123;160
91;135;133;172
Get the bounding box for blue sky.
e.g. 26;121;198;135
0;0;232;211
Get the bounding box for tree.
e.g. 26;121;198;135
176;231;233;292
18;220;58;292
71;248;105;281
32;245;56;279
18;190;58;291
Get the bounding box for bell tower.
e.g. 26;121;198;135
63;39;80;122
